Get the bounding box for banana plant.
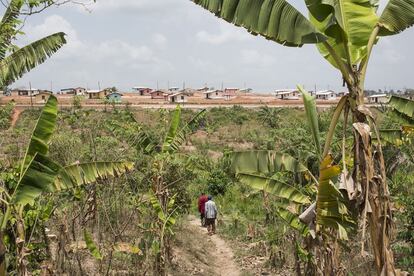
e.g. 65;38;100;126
191;0;414;274
0;95;133;275
112;106;206;275
232;89;357;274
0;0;66;88
378;96;414;146
232;151;313;235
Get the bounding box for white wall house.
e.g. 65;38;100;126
367;94;389;104
203;89;224;99
239;88;253;93
168;92;188;103
336;91;349;97
275;89;300;100
60;87;86;96
11;87;40;97
316;90;337;100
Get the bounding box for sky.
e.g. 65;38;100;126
4;0;414;92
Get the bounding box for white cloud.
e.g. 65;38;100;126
196;24;251;45
22;15;171;72
152;33;168;49
23;15;83;58
240;49;275;67
83;0;186;13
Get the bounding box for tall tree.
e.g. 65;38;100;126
191;0;414;275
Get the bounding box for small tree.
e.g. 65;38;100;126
113;106;206;275
72;95;83;110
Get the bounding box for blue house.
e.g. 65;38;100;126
106;92;123;103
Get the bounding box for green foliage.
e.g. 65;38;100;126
0;102;14;129
316;155;354;240
72;95;83;110
389;170;414;272
162;106;206;154
84;229;103;260
298;86;321;158
232;150;308;175
258;106;282;128
207;168;231;196
21;95;58;172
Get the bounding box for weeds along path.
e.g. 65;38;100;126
187;215;241;276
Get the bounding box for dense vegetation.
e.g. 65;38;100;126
0;0;413;274
0;103;412;275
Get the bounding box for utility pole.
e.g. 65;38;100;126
29;82;33;108
98;81;101;91
157;81;159;90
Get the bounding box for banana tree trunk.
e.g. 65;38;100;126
350;83;396;275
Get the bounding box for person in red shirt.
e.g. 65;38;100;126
198;193;208;227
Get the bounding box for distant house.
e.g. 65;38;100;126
168;87;180;92
224;88;239;94
11;87;40;97
197;86;210;93
223;88;238;100
60;87;86;96
106;92;123;103
168;92;188;103
316;90;337;100
35;91;52;103
367;94;389;104
275;89;300;100
133;87;152;96
86;89;108;99
150;90;169;99
180;88;195;97
239;88;253;93
204;89;224;99
336;91;349;97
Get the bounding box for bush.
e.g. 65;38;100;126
0;103;14;129
207;169;231;196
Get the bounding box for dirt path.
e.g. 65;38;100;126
10;108;21;128
187;215;241;276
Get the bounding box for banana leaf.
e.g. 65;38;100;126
162;107;206;154
84;229;103;260
297;86;321;158
316;155;354;240
191;0;326;47
13;154;133;206
238;173;310;204
232;150;308;175
0;33;66;87
21;95;58;173
378;0;414;36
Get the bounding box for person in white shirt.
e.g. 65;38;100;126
204;195;218;235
